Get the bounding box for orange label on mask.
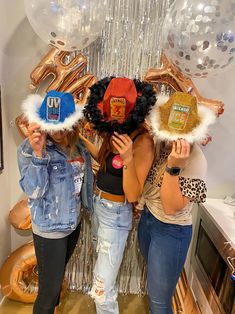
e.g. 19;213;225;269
110;97;126;120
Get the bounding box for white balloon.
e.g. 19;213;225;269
162;0;235;78
24;0;108;51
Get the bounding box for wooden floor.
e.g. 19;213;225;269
0;293;148;314
0;291;200;314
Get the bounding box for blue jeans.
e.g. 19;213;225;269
138;208;192;314
90;194;133;314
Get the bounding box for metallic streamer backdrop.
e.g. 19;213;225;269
83;0;171;79
67;0;170;294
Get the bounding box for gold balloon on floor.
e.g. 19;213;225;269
0;242;37;303
9;199;31;230
0;200;68;303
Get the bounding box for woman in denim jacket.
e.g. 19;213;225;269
17;90;93;314
82;77;156;314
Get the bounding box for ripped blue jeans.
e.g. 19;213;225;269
90;194;133;314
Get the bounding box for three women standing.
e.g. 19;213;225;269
18;84;215;314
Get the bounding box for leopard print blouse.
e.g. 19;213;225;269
137;144;207;225
147;150;207;203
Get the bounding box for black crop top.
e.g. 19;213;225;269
96;152;124;195
96;132;141;195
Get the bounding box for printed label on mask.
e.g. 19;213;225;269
168;103;190;130
47;97;61;122
110;97;126;120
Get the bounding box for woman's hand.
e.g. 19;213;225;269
78;130;99;162
78;132;87;142
112;132;133;165
27;123;46;158
167;139;191;169
132;206;142;220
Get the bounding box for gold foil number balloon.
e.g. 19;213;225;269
9;199;31;230
145;54;224;116
29;47;97;104
162;0;235;78
0;242;37;303
24;0;108;52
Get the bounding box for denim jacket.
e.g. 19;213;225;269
17;138;94;232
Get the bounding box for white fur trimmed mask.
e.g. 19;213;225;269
22;90;84;133
147;92;216;143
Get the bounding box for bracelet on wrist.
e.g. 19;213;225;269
123;158;133;170
165;165;181;176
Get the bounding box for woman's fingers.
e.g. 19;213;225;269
168;139;191;168
176;139;182;155
181;139;190;157
113;132;130;144
29;131;45;146
112;134;130;150
170;139;190;158
31;137;40;144
31;132;41;139
172;139;190;157
186;141;191;156
112;135;125;149
112;140;122;154
171;141;176;154
112;132;134;164
120;133;132;143
28;123;41;135
31;132;44;141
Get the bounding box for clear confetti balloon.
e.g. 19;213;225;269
162;0;235;78
24;0;108;51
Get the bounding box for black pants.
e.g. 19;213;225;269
32;223;81;314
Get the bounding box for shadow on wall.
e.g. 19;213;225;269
1;16;49;252
2;17;48;147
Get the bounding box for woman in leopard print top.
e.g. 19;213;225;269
137;92;216;314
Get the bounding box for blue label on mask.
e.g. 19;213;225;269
46;97;61;122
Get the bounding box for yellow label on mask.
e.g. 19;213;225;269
168;103;190;130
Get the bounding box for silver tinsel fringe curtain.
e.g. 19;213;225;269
66;213;147;294
66;0;170;295
84;0;170;79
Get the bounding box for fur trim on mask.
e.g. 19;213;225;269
147;94;216;143
83;77;157;135
21;94;84;132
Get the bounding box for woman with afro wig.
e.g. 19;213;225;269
81;76;156;314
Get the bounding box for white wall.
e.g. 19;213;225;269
195;72;235;198
0;54;11;276
0;0;234;278
0;0;13;299
0;0;14;275
0;0;47;255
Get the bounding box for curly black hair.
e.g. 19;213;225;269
83;76;157;135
